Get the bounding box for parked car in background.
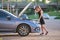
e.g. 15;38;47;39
43;13;50;19
0;9;40;36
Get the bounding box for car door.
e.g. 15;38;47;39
0;10;16;32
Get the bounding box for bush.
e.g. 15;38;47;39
48;11;60;16
28;14;39;19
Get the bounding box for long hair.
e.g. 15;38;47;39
34;5;41;10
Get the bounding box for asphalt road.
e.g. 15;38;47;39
0;19;60;40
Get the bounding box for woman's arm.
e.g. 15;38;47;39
40;10;43;19
38;10;43;21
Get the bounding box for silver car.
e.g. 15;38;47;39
43;13;50;19
0;9;40;36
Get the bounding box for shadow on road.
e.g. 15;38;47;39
0;35;19;37
0;33;44;37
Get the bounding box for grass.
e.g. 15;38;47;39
48;11;60;16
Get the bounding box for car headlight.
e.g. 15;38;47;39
35;27;40;32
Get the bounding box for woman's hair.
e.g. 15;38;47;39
34;5;41;10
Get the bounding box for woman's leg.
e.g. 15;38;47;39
42;24;48;32
41;25;44;33
41;24;48;35
40;25;44;35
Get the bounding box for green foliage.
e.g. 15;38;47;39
24;9;35;15
42;0;46;3
47;6;56;12
35;0;46;3
51;0;56;2
51;0;60;2
48;11;60;16
28;14;39;19
4;0;7;1
35;0;40;3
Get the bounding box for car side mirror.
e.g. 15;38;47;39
6;16;11;20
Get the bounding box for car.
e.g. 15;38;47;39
0;9;40;36
43;13;50;19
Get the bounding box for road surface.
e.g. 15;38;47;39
0;19;60;40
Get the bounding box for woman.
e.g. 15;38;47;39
34;6;48;35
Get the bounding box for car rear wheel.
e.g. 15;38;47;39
17;24;30;36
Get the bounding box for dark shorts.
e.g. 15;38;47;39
40;17;45;25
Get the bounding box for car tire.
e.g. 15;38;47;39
17;24;30;36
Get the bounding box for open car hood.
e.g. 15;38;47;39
18;2;33;17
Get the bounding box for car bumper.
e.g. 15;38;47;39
31;27;40;33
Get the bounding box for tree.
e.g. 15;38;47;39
4;0;8;2
51;0;60;11
35;0;47;5
2;0;3;9
51;0;60;2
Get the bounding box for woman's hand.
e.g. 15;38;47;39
35;10;39;13
38;18;40;22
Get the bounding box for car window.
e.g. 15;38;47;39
0;10;8;18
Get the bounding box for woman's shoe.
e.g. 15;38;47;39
40;33;44;35
45;31;48;35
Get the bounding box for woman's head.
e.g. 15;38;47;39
34;6;41;12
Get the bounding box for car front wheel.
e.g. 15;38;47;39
17;24;30;36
